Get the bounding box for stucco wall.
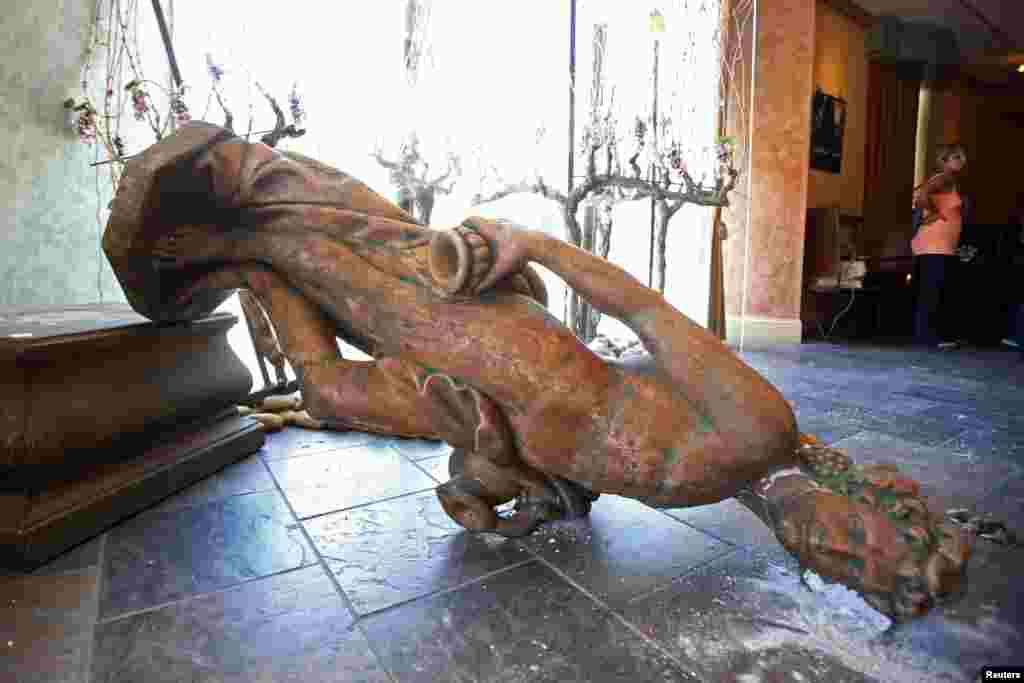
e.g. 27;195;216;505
723;0;816;347
1;0;125;306
807;1;867;217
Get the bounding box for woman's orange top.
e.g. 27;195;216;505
911;189;962;256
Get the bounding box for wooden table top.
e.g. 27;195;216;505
0;303;236;353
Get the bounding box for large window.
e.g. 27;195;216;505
160;0;721;383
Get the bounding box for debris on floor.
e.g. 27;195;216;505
947;508;1020;546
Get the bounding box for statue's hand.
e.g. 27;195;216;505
461;217;533;293
427;217;534;298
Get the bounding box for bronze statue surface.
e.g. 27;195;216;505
104;122;970;620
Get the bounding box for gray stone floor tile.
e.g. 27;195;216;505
942;427;1024;469
662;497;795;569
100;491;314;620
835;393;943;417
29;535;104;577
794;400;966;447
385;436;454;461
268;442;437;519
91;565;390;683
917;403;1024;436
517;495;729;609
359;560;698;682
620;549;902;682
0;568;99;683
412;453;452;483
149;454;275;513
259;426;379;461
307;491;527;615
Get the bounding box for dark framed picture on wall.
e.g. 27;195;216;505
810;89;847;173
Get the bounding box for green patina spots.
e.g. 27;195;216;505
628;309;659;327
417;364;442;384
806;458;943;561
698;414;715;433
886;507;911;522
908;533;935;561
623;383;636;400
662;446;682;467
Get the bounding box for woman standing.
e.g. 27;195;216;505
911;143;968;349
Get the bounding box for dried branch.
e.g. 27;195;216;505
256;83;306;148
570;173;732;209
371;148;403;174
373;143;461;195
213;87;233;132
427;154;460;194
472;179;568;207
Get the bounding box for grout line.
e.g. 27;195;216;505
404;452;448;484
94;563;314;626
260;439;379;463
255;454;362;618
154;487;276;514
652;509;742;549
82;532;109;683
623;546;741;608
933;430;970;451
256;447;399;683
292;486;441;523
348;558;538;623
520;549;711;682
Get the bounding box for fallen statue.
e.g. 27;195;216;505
103;122;970;620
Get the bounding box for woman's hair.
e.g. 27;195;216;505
934;143;967;170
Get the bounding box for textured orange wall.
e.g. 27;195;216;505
807;2;867;216
743;0;817;320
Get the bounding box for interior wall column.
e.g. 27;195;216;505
914;79;933;187
723;0;817;349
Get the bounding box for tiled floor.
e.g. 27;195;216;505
3;341;1023;682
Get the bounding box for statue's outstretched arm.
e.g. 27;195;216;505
432;218;798;463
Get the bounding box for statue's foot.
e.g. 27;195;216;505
545;475;599;519
437;476;560;538
439;449;598;537
751;440;970;621
152;225;231;269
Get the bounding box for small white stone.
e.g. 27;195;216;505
802;569;827;592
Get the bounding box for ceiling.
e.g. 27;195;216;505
848;0;1024;86
851;0;1022;53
